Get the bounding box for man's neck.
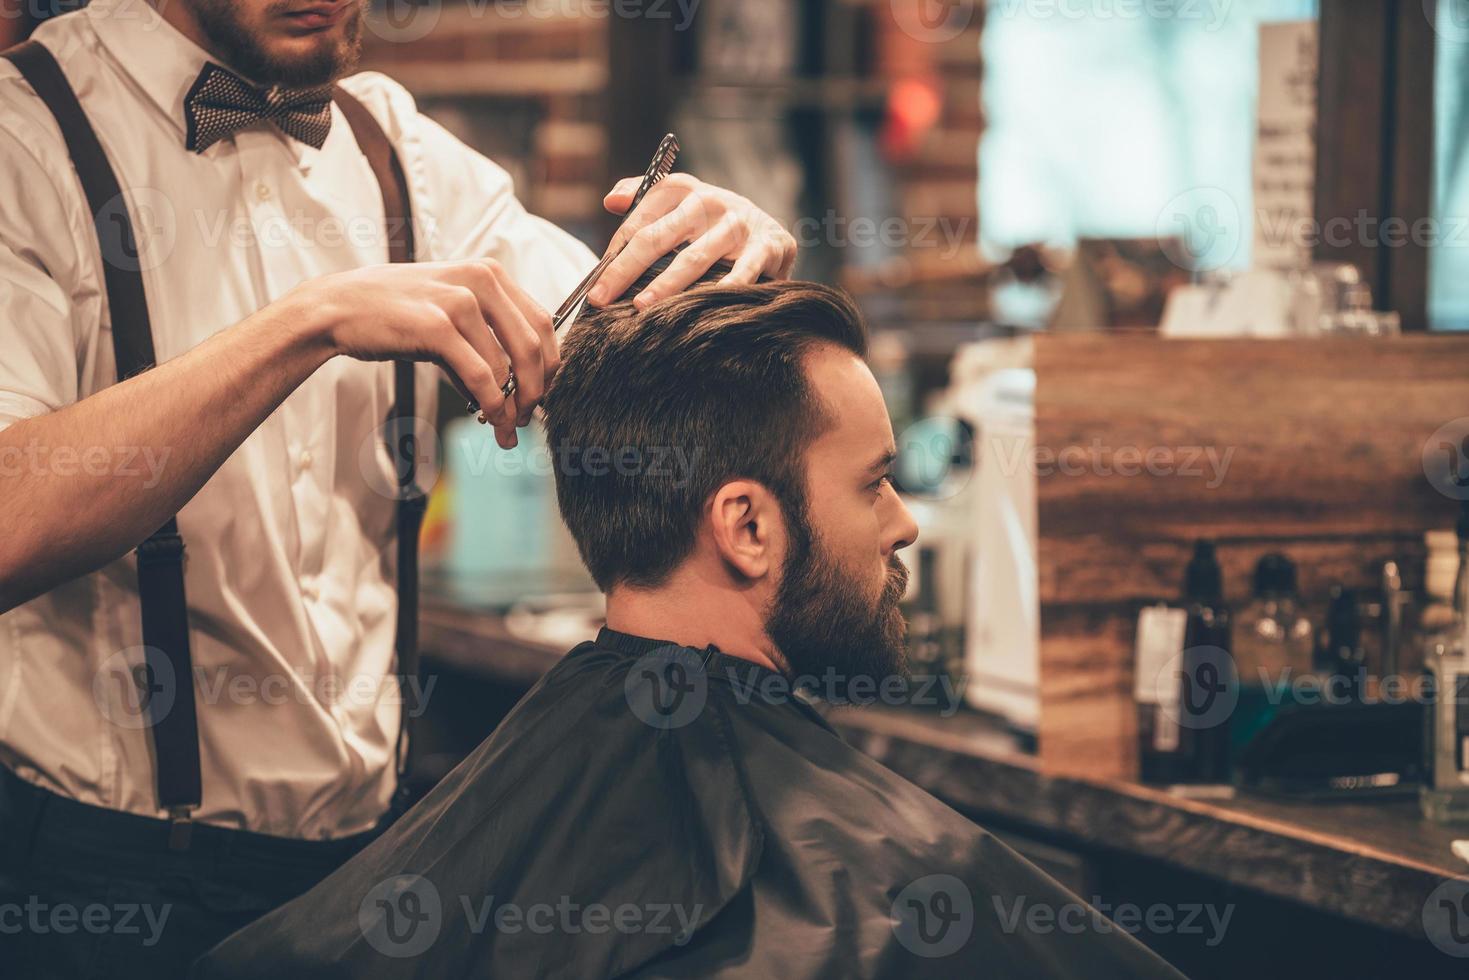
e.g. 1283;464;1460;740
605;576;787;674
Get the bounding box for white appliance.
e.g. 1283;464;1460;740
941;341;1040;731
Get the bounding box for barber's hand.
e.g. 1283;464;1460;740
586;174;798;310
288;258;554;450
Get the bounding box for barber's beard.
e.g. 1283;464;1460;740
189;0;365;87
765;501;911;701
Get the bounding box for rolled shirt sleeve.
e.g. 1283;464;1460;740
0;111;103;433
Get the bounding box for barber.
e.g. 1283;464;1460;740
0;0;796;976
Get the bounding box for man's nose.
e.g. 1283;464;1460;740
884;491;920;554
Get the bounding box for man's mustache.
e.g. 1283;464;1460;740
883;556;909;605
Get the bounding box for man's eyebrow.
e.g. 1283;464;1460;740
866;448;897;474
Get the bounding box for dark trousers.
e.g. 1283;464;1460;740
0;766;385;980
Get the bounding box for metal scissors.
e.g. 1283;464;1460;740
468;133;681;422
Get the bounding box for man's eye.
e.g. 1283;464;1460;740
869;473;893;494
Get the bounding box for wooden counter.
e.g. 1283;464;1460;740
830;706;1462;939
420;596;1465;941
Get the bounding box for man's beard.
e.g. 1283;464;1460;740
189;0;365;87
764;497;911;702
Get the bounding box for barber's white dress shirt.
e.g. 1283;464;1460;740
0;0;594;838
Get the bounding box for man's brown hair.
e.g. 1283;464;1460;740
541;259;869;592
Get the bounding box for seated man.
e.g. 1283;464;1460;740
193;264;1185;979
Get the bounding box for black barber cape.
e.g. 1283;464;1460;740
193;628;1186;979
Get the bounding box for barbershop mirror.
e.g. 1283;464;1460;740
1430;0;1469;331
980;0;1320;328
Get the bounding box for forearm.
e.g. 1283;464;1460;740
0;294;335;611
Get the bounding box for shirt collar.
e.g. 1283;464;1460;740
87;0;316;167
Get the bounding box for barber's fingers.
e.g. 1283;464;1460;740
636;216;746;306
601;175;644;218
774;226;798;278
435;331;519;449
601;174;694;252
718;227;789;287
440;261;545;421
493;270;560;407
430;281;517;428
592;192;714;308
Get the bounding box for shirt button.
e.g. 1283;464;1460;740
299;450;314;470
255;181;272;202
302;578;319;601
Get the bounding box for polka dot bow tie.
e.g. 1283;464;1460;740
183;62;334;153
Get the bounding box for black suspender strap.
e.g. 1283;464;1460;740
333;87;425;789
2;39;202;846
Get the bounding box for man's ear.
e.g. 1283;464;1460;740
707;479;782;581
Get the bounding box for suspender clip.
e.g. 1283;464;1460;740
167;805;195;852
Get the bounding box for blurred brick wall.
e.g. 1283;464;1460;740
361;3;610;230
862;0;986;318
